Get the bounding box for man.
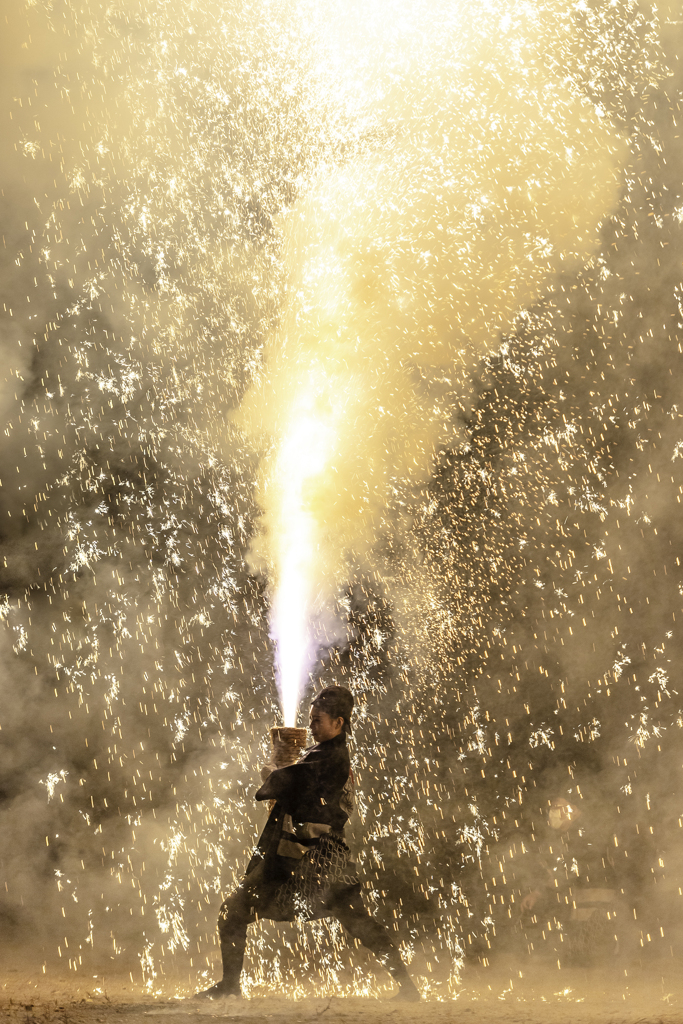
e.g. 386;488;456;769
197;685;420;1000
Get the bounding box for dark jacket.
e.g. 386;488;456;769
256;732;351;829
244;733;354;889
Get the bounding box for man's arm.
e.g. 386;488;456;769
255;749;349;828
255;760;323;816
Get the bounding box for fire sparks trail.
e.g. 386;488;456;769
0;0;681;1004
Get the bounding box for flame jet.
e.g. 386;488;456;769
234;0;628;724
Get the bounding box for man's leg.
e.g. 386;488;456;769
195;887;255;998
326;885;421;1001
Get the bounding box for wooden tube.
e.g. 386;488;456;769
270;726;308;768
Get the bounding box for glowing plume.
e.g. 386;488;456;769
235;0;628;724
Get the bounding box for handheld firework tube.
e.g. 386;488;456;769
270;726;308;768
263;727;308;811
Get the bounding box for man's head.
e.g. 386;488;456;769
309;685;354;743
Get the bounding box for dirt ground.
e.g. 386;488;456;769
3;962;683;1024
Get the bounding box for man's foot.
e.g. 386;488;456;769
193;981;241;1000
391;978;421;1002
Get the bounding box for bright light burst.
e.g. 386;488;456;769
270;388;337;725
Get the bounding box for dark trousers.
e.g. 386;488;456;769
217;881;408;991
